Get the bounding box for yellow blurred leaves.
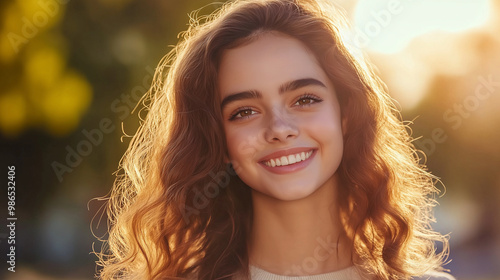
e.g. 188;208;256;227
0;4;22;62
0;47;92;137
0;0;92;138
39;71;92;137
1;0;65;58
25;45;65;89
0;90;28;137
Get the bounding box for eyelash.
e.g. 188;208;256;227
228;93;323;121
228;107;255;121
294;93;323;107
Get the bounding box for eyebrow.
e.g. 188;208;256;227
220;78;326;110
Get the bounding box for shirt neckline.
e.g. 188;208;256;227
249;265;362;280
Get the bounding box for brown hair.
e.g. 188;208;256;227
96;0;449;279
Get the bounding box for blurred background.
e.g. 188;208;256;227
0;0;498;279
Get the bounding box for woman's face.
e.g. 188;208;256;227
218;32;343;201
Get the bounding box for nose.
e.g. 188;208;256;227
264;108;299;143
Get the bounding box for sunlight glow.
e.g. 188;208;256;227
352;0;491;53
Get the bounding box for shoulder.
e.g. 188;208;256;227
412;270;456;280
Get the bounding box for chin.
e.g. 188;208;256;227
256;184;321;202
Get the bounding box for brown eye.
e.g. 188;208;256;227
229;108;257;121
294;94;323;107
240;109;253;117
297;98;312;105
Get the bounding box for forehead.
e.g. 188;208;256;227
218;32;329;98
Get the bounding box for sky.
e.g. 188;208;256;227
352;0;491;53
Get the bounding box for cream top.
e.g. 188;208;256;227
232;265;456;280
245;265;364;280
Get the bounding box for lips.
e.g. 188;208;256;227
259;147;315;168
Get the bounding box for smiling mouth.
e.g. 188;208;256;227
263;150;314;167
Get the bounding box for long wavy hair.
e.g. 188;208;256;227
96;0;449;279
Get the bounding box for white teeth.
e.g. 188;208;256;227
264;150;314;167
281;156;289;165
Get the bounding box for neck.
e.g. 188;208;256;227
248;174;352;276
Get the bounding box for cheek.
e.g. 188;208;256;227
307;105;343;148
225;125;261;162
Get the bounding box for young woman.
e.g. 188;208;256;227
97;0;454;279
